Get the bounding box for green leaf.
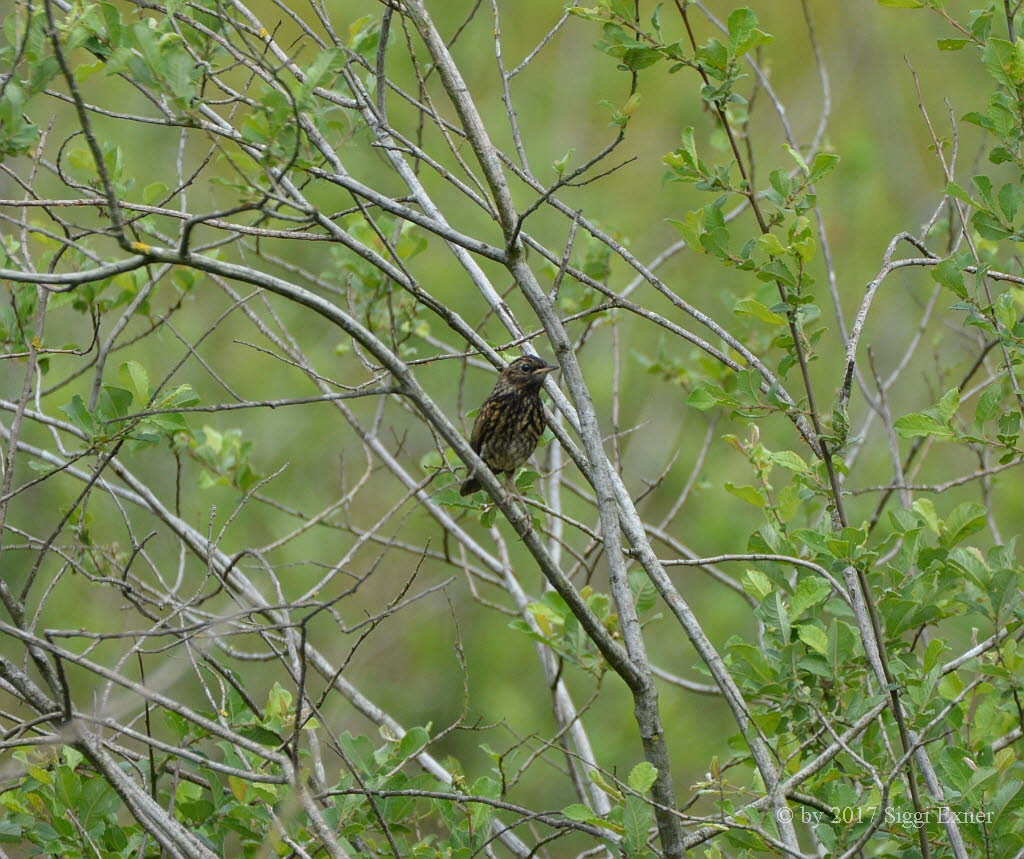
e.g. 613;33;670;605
568;7;607;23
629;569;658;614
621;47;662;70
941;502;986;548
936;387;960;422
759;258;796;286
686;382;726;411
622;794;652;853
774;591;791;645
667;210;703;248
347;16;381;56
303;47;345;89
983;37;1024;87
663;149;704;184
770;449;809;473
562;803;599;822
726;7;772;57
552;148;575;176
990;778;1024;823
996;292;1018;332
973;210;1012;241
0;819;22;840
735;297;787;325
433;486;478;509
930;258;966;298
144;412;188;433
227;775;248;803
790;577;832;620
588;769;624;801
627;761;658;794
744;569;773;601
807;152;840;184
55;766;80;808
913;498;941;534
783;143;809;175
158;384;200;409
725;482;766;507
540;589;571;620
118;361;150;403
143;182;168;204
696;37;729;74
480;505;497;528
98;386;133;421
469;776;499;830
937;38;970;51
609;1;635;20
893;412;954;439
266;682;292;718
62;746;84;771
998;182;1022;222
236;724;284;746
939;671;964;699
974;175;995;208
828;619;855;668
60;395;98;437
945;181;980;208
729;641;777;683
757;232;786;256
395;725;430;760
923;638;948;672
831;402;850;447
975;384;1003;428
797;624;829;655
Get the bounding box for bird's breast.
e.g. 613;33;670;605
478;394;545;472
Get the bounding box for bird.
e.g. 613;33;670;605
459;355;557;497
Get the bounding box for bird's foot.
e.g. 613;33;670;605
503;479;534;538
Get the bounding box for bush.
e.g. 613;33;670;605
1;1;1023;855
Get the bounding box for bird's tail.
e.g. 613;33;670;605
459;476;481;496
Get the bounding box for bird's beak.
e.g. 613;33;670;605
534;362;557;376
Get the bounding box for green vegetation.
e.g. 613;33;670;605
2;0;1024;855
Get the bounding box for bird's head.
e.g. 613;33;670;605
496;356;557;393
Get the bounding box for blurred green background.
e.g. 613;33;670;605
3;0;1017;840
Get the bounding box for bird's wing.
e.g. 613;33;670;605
469;396;500;453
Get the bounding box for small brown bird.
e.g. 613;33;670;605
459;356;557;496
